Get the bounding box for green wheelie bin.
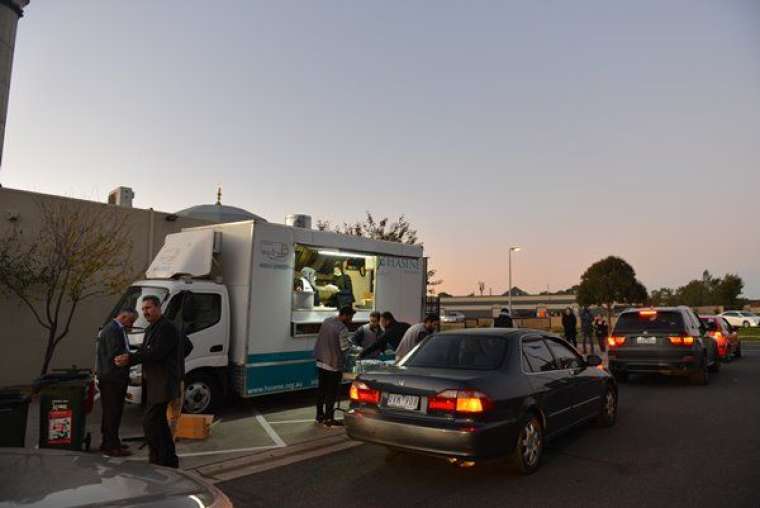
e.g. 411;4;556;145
35;367;95;452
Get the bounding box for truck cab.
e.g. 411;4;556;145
106;279;231;413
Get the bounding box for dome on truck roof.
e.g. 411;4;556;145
176;187;267;224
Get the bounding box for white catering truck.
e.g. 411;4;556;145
107;218;426;413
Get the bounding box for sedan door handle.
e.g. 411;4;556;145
210;345;223;353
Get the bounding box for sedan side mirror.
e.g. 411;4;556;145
586;354;603;367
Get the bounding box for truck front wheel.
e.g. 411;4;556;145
184;372;221;414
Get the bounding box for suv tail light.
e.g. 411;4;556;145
669;335;695;346
608;336;626;347
349;381;381;405
709;331;725;343
428;389;493;414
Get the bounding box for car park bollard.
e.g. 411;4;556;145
34;367;95;452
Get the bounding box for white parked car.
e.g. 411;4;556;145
720;311;760;328
440;310;466;323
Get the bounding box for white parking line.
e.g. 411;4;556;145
267;418;344;425
255;410;287;448
178;445;282;459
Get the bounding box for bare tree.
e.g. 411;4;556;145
478;281;486;296
0;200;135;375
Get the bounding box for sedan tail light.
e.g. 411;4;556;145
607;336;626;347
428;389;493;414
669;335;695;346
349;381;381;405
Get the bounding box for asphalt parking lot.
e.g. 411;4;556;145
217;343;760;508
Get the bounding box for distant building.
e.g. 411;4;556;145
441;294;578;319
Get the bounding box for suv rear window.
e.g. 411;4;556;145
613;311;685;334
404;334;508;370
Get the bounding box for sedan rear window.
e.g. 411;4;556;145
614;311;685;334
404;334;508;370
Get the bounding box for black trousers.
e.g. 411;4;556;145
581;331;596;353
99;378;128;450
316;368;342;421
143;401;178;468
596;335;607;353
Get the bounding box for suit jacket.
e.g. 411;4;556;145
130;317;180;405
96;320;130;383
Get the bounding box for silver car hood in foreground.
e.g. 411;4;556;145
0;449;218;508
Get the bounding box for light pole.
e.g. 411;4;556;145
508;246;521;316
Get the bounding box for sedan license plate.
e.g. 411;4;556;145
386;393;420;411
637;336;657;345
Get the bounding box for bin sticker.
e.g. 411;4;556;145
48;409;73;445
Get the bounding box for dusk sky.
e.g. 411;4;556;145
2;1;759;297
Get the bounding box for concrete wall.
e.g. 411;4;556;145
0;187;210;386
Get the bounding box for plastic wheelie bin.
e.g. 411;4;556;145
34;367;95;452
0;390;31;447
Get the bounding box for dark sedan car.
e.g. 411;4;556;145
0;448;232;508
344;329;617;474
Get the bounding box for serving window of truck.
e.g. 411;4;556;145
291;244;377;336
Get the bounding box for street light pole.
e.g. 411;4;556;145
508;246;521;316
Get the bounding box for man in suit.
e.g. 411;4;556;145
115;295;181;468
96;308;137;457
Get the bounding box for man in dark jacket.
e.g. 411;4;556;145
96;308;137;457
359;312;410;359
580;307;595;354
116;295;182;468
313;305;355;426
350;311;383;358
493;308;514;328
562;307;578;347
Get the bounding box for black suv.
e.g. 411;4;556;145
608;306;719;385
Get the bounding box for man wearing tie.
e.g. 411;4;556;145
96;308;137;457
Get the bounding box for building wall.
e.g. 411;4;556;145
0;187;210;386
0;1;24;164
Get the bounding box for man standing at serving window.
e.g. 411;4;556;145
313;305;355;427
96;308;137;457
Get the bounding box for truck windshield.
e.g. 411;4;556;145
105;286;169;330
404;334;508;371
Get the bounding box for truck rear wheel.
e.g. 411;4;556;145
184;372;221;414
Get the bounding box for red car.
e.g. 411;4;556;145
700;315;742;360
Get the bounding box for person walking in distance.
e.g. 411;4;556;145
493;308;514;328
580;307;595;354
114;295;182;468
562;307;578;347
313;305;355;426
594;316;609;354
96;308;137;457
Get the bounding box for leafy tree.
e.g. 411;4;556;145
577;256;648;325
713;274;744;308
0;200;135;375
650;287;675;306
317;212;442;294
